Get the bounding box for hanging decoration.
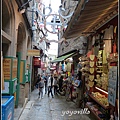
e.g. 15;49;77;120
32;0;76;44
37;2;52;17
39;37;66;43
44;14;64;34
35;1;74;34
58;6;74;19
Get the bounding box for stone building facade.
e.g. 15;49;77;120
2;0;33;107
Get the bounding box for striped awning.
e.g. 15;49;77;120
51;52;75;63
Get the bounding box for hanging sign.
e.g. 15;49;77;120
34;57;41;67
3;58;11;80
27;49;40;56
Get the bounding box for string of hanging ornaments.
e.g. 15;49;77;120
34;0;75;43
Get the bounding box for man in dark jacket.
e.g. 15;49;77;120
44;74;48;94
48;74;54;98
59;75;63;92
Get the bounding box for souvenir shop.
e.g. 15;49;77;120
80;15;118;120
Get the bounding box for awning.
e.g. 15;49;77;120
51;52;75;63
63;0;118;39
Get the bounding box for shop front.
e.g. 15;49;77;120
61;0;118;119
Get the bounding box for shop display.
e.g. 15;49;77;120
95;73;108;91
91;92;109;107
90;55;95;61
90;68;94;74
88;81;94;87
86;102;109;120
88;55;95;88
107;53;118;63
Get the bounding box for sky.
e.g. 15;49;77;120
43;0;61;56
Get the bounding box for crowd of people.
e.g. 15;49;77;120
35;72;83;107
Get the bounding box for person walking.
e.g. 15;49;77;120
35;74;41;89
59;75;63;92
54;75;59;95
48;74;54;98
38;77;44;99
44;74;48;94
73;74;82;107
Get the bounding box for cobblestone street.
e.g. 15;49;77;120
18;88;93;120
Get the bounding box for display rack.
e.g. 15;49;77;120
86;104;101;120
89;94;109;110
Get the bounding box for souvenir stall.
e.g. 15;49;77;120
82;17;118;120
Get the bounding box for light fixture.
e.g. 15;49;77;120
95;86;108;94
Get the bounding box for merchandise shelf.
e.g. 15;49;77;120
89;94;109;110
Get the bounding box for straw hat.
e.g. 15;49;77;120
89;75;94;81
88;81;94;87
90;61;94;67
90;55;95;60
90;68;94;74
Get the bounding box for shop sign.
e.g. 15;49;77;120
12;59;17;79
34;58;41;66
27;49;40;56
3;58;11;80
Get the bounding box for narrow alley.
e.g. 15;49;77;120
2;1;118;120
17;88;92;120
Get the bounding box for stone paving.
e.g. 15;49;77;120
16;88;94;120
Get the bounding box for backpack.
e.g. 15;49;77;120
38;81;44;88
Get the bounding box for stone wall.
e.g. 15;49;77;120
25;83;30;98
19;84;25;107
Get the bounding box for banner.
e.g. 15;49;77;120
27;49;40;56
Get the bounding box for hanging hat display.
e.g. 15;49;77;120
90;61;94;67
90;55;95;60
90;68;94;74
88;81;94;87
89;75;94;81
